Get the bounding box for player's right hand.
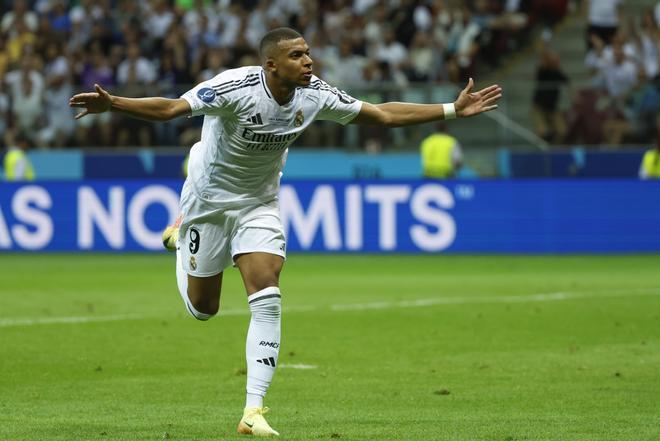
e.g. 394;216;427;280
69;84;113;119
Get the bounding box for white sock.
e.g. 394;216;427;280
176;248;212;321
245;286;281;408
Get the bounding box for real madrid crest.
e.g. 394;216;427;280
189;256;197;270
294;109;304;127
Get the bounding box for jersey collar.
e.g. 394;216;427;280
260;68;298;106
260;68;273;99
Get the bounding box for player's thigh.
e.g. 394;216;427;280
235;252;284;295
178;204;234;308
179;222;232;276
231;201;287;295
187;272;223;311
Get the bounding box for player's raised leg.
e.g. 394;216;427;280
235;251;283;437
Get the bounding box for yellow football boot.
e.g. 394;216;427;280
237;407;279;437
161;215;182;252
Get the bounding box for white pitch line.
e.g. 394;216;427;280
329;289;660;312
279;363;318;369
1;288;659;328
0;314;145;327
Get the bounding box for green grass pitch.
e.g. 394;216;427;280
1;254;659;440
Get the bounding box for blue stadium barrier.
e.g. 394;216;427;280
1;180;659;253
579;151;643;177
18;149;648;180
506;150;645;178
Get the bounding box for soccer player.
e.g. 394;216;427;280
69;27;502;437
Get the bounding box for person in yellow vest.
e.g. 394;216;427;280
639;120;660;179
420;122;463;178
3;132;35;181
182;153;189;177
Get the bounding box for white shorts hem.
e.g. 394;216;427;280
232;249;286;261
186;269;224;278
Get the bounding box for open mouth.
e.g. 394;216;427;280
302;72;312;79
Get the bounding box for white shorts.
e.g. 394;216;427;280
177;185;286;277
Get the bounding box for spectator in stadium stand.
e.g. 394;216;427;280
639;118;660;179
586;0;624;48
1;0;38;37
117;41;158;87
600;39;641;144
632;8;660;79
3;132;35;182
0;34;8;80
216;3;242;49
0;81;9;142
324;38;367;88
68;0;104;48
446;4;482;81
245;0;270;49
144;0;175;46
376;27;409;71
39;42;75;147
69;28;501;436
197;48;227;82
6;16;37;65
407;31;441;82
183;0;220;34
160;21;190;80
188;13;222;60
114;0;142;36
604;69;660;145
46;0;72;36
420;122;463;179
76;50;114;146
532;45;569;143
5;56;45;144
363;2;388;51
116;43;157;146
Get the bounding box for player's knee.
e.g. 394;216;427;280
182;273;221;320
188;293;220;317
181;287;219;320
252;279;279;294
246;271;281;294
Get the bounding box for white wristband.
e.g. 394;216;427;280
443;103;456;120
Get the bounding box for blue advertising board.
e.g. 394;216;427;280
1;180;659;253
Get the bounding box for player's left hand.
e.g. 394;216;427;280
454;78;502;118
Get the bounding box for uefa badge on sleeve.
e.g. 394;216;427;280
294;109;304;127
197;87;216;103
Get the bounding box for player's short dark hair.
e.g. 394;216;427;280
259;27;303;60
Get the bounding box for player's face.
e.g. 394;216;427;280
273;38;314;87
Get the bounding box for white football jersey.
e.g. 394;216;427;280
180;66;363;207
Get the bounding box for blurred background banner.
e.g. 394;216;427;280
2;179;659;253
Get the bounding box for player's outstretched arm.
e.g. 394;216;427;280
351;78;502;127
69;84;191;121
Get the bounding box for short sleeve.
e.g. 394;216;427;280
314;79;363;125
180;78;232;117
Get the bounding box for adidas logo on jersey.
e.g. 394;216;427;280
256;357;277;367
249;113;263;125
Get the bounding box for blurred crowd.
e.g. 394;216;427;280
532;0;660;146
0;0;558;149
